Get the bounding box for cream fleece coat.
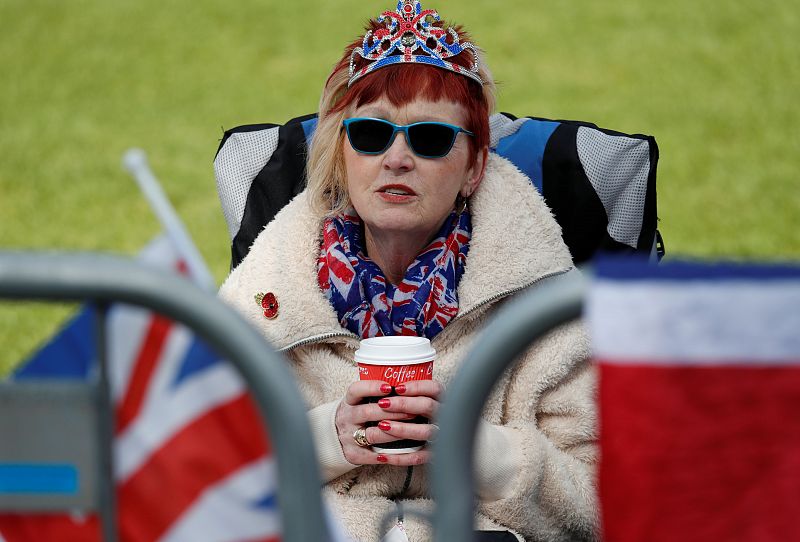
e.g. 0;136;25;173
219;154;598;542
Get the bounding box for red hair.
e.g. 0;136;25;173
325;22;490;163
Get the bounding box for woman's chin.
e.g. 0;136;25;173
364;213;432;240
358;197;446;242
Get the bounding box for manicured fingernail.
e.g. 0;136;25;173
395;384;407;395
378;420;392;432
377;398;391;408
380;384;392;394
377;454;388;463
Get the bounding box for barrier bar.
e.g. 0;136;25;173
431;269;587;542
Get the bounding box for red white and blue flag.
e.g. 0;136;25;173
588;259;800;542
0;236;280;542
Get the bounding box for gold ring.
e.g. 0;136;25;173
353;427;371;447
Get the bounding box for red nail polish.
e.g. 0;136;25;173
377;398;391;408
395;384;407;395
380;384;392;394
377;454;388;463
378;420;392;432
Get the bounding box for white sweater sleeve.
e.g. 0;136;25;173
308;400;360;483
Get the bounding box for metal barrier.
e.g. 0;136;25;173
0;252;331;542
430;269;587;542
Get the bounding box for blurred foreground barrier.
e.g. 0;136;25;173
431;268;587;542
0;252;331;542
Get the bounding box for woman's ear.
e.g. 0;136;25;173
461;147;489;197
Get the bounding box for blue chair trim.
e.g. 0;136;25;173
494;119;560;193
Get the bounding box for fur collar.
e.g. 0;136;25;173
220;154;573;349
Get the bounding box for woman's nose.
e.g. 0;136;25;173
382;131;414;172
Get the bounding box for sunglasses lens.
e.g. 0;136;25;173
408;123;457;157
345;119;463;158
347;119;394;153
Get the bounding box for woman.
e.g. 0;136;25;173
219;1;597;540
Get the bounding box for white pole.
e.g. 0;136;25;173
122;148;216;292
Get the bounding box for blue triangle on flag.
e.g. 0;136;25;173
12;305;97;381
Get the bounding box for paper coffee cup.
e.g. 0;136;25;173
355;336;436;454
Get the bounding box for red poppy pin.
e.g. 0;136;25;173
254;292;279;320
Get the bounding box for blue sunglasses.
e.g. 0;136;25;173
342;117;474;158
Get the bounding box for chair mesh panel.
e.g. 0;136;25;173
576;126;650;249
214;128;280;239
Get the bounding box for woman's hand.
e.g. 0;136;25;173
335;379;443;466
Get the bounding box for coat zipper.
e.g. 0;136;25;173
279;331;359;353
431;268;571;344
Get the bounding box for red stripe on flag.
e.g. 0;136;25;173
598;361;800;542
0;513;100;542
116;315;172;434
118;393;271;542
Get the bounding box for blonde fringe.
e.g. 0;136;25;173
306;66;352;218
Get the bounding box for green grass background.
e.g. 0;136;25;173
1;0;798;373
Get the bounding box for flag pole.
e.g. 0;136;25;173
122;149;216;292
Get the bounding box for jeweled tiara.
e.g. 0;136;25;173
348;0;483;87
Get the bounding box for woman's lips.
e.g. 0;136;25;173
377;184;417;203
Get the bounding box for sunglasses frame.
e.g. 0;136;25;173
342;117;474;159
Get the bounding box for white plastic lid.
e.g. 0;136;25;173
354;336;436;365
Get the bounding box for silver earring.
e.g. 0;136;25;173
455;194;468;214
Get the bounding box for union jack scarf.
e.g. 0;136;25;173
318;209;471;340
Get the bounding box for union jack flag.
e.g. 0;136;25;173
0;235;280;542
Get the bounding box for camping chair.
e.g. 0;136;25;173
213;112;664;267
0;252;332;542
212;110;664;539
430;259;800;542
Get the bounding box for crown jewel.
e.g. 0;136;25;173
348;0;483;87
